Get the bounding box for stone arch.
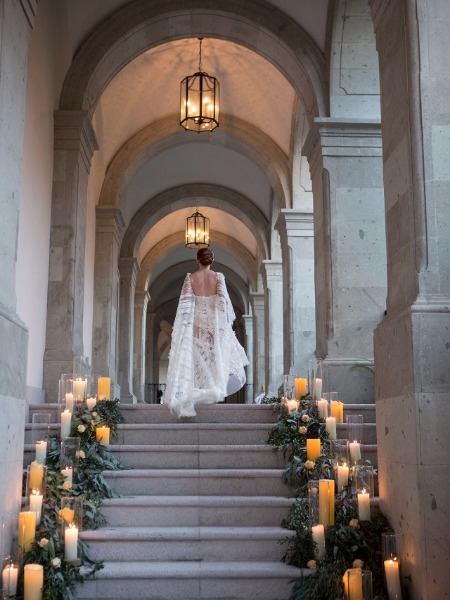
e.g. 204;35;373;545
100;115;290;210
59;0;326;120
120;183;270;260
136;230;258;293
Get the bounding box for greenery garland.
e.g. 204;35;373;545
17;399;125;600
266;396;392;600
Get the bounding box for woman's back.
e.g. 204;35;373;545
189;270;217;297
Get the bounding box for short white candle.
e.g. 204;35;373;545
35;440;47;465
24;564;43;600
64;524;79;561
317;399;328;420
357;488;371;521
337;463;349;492
86;396;97;410
311;524;326;560
60;410;72;438
65;392;74;412
29;489;43;525
349;440;361;464
284;398;299;415
2;564;18;596
73;378;86;401
384;559;402;599
326;416;337;439
61;466;73;484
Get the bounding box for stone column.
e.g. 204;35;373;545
303;119;386;401
249;292;265;397
260;261;284;397
92;207;124;385
43;110;98;400
276;210;316;377
242;314;254;403
133;290;150;403
370;1;450;598
0;0;36;561
118;258;139;403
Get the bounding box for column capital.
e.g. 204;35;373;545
260;260;283;285
275;209;314;241
135;290;151;311
96;207;125;244
54;110;99;171
119;257;140;284
249;292;264;311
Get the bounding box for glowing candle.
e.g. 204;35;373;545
24;564;43;600
73;378;86;402
311;524;325;560
2;563;18;596
336;463;349;492
319;479;335;526
98;377;111;400
29;489;43;525
35;440;47;465
65;392;74;412
294;377;307;398
86;396;97;410
330;400;344;423
349;440;361;464
61;466;73;484
317;399;328;420
285;398;299;415
96;426;110;445
306;439;321;461
18;511;37;553
326;416;337;439
347;568;363;600
384;559;402;599
64;524;79;561
60;410;72;438
29;461;44;492
357;488;371;521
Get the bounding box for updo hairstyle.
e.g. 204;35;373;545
197;247;214;266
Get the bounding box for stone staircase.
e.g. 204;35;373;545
24;402;378;600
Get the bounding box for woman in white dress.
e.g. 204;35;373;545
165;248;248;417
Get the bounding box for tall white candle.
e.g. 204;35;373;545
313;378;322;400
24;564;43;600
2;564;18;596
311;524;326;560
29;489;43;525
61;466;73;484
317;399;328;420
326;416;337;439
35;440;47;465
60;410;72;438
357;488;371;521
349;440;361;464
64;524;79;561
384;559;402;599
73;378;86;401
337;463;349;492
65;392;74;412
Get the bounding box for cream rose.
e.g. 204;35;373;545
305;460;315;470
298;426;307;435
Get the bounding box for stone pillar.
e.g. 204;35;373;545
145;312;156;402
304;119;386;401
260;261;284;397
276;210;316;376
133;291;150;403
92;207;124;385
43;110;98;400
242;314;254;403
370;1;450;598
118;258;139;403
0;0;36;561
249;292;265;397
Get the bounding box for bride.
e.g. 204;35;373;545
165;247;248;417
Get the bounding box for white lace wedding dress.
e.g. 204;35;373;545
165;272;248;417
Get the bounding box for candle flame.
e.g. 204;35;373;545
31;489;40;496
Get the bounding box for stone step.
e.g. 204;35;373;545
75;560;303;600
100;495;294;527
80;526;295;562
102;468;290;496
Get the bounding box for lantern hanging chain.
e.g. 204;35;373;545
198;37;203;72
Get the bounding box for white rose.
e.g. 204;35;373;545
77;424;86;433
51;557;61;568
39;538;49;548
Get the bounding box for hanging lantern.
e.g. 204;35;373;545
185;210;210;248
180;38;220;132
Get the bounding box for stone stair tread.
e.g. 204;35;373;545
102;495;294;507
110;443;275;451
103;468;285;477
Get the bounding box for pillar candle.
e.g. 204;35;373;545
357;488;371;521
319;479;335;526
347;568;363;600
98;377;111;400
384;559;402;599
96;426;110;445
86;396;97;410
349;440;361;464
24;564;43;600
294;377;307;398
73;378;86;401
2;564;18;596
29;461;44;492
326;416;337;439
330;400;344;423
64;524;79;561
65;392;74;412
29;489;43;525
285;398;299;415
312;378;322;400
317;399;328;420
61;466;73;484
35;440;47;465
60;410;72;438
336;463;349;492
18;511;37;553
306;438;321;461
311;524;325;560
